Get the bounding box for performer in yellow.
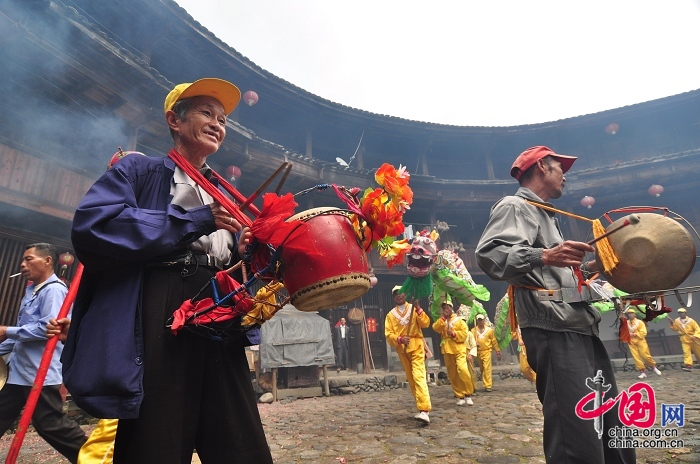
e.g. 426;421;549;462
512;326;536;384
385;286;432;423
432;297;474;406
669;308;700;371
464;321;478;394
471;314;500;392
622;308;662;379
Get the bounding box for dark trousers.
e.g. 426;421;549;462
0;383;87;463
113;267;272;464
336;340;349;369
522;328;636;464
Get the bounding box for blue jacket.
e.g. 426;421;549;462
64;154;219;419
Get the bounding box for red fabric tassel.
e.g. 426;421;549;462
249;193;302;247
170;273;254;334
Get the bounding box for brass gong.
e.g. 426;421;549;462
595;213;696;293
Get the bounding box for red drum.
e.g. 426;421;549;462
279;207;370;312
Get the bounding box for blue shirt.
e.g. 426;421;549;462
0;274;67;386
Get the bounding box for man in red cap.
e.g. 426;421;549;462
65;79;272;464
476;146;635;463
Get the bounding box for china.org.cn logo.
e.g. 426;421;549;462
574;370;684;440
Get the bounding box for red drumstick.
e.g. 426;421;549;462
587;214;641;245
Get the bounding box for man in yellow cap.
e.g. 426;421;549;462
385;286;432;423
432;296;474;406
64;78;272;463
669;308;700;371
621;308;662;379
471;314;500;392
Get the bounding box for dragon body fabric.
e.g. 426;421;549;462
399;230;491;322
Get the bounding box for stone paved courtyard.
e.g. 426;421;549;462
1;367;698;463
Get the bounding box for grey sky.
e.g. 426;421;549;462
175;0;700;126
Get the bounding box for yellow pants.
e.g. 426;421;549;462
681;339;700;366
398;348;431;412
443;352;474;398
628;340;656;371
79;419;117;464
466;358;477;392
519;349;536;383
476;350;493;389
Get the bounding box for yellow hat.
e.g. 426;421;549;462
164;78;241;115
392;285;402;294
678;308;687;313
475;314;485;320
624;308;636;314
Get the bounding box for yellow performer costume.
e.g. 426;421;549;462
471;316;500;391
78;419;117;464
669;308;700;370
385;287;431;420
432;299;474;405
623;309;661;378
464;329;478;393
512;327;536;383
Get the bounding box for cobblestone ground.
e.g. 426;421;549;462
0;368;698;463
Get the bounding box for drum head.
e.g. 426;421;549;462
596;213;696;293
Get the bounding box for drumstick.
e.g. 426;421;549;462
587;214;641;245
9;272;21;278
238;162;290;213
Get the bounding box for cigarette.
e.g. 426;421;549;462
9;273;21;278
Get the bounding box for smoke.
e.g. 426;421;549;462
0;0;137;243
1;0;133;174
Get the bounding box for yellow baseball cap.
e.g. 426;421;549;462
624;308;636;314
164;78;241;115
392;285;402;294
678;308;687;313
476;314;485;320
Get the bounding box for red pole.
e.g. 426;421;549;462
5;263;84;464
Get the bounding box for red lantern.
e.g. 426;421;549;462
58;252;74;267
648;184;664;197
580;196;595;209
243;90;259;107
605;123;619;135
225;165;241;182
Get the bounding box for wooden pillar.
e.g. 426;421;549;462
322;365;330;396
272;368;278;402
306;128;313;158
485;152;495;180
357;143;364;169
420;152;429;176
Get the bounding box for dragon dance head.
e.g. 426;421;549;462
406;230;439;278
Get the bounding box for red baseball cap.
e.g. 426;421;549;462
510;146;577;180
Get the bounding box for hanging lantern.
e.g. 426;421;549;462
580;196;596;209
243;90;259;107
605;123;620;135
648;184;664;197
58;252;74;267
225;165;241;183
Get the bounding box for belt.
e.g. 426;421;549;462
154;251;225;271
535;286;602;303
